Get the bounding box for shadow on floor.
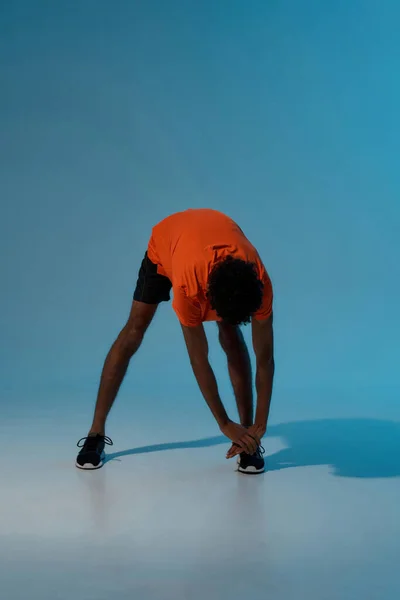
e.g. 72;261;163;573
105;418;400;479
105;435;227;463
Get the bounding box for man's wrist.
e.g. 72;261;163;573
217;416;231;428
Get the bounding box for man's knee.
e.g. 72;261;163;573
118;300;158;356
118;319;148;355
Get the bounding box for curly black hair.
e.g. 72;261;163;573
206;255;264;326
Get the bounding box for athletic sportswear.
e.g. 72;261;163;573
137;208;273;327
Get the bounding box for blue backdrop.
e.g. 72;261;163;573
1;0;399;431
1;3;400;599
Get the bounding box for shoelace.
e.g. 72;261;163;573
77;435;113;449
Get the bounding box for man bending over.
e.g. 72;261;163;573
76;208;274;474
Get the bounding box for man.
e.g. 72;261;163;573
76;208;274;474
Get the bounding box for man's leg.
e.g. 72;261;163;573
218;322;265;473
76;300;158;470
76;249;172;470
217;322;253;427
89;300;158;435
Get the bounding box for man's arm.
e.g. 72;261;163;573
181;323;229;426
251;313;275;436
181;323;259;454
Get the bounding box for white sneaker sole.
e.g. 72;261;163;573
75;452;105;470
75;461;103;470
237;455;265;474
237;464;265;474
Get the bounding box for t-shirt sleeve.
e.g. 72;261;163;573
147;228;169;278
147;229;160;264
172;287;203;327
253;271;273;321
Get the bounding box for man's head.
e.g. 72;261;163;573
206;255;264;326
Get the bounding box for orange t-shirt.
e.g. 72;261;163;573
147;208;273;327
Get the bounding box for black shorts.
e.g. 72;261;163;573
133;252;172;304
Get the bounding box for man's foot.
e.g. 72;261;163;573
75;434;113;470
237;445;265;474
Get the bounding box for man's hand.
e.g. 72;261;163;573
225;423;266;459
220;420;260;456
248;423;266;441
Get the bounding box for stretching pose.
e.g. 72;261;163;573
76;208;274;474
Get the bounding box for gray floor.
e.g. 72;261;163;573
1;413;399;600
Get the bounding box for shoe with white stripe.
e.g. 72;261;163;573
75;434;113;470
237;445;265;474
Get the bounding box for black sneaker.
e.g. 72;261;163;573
237;445;265;474
75;434;113;470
